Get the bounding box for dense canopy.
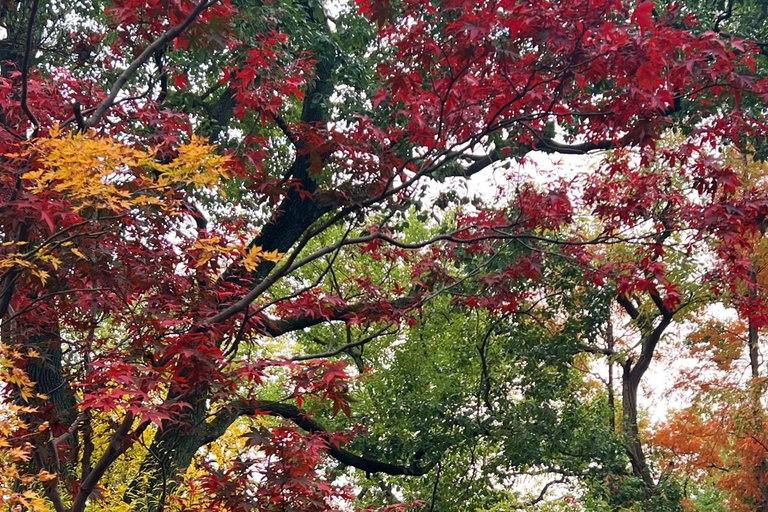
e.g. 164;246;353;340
3;0;768;511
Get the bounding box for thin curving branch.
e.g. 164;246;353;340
83;0;218;129
290;324;398;362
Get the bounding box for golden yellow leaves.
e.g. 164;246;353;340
23;134;139;211
36;470;56;483
0;251;60;286
21;127;230;214
192;238;283;272
3;490;50;512
191;236;235;268
0;346;54;512
2;128;232;287
152;138;230;189
0;346;45;402
242;245;283;272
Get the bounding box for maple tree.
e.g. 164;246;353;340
2;0;768;510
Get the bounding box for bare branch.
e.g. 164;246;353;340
519;476;567;508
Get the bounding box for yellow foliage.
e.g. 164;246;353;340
152;137;231;189
0;344;53;512
242;245;284;272
2;128;232;293
22;127;230;214
192;236;240;268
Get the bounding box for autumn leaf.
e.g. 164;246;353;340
632;1;655;34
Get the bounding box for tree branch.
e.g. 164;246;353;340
630;314;672;383
520;476;567;508
577;342;618;357
204;401;440;476
84;0;218;129
70;414;147;512
290;324;397;361
616;294;640;319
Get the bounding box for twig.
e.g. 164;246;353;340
291;324;397;361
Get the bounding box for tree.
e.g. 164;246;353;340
1;0;768;511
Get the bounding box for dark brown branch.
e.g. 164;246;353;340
204;401;439;476
648;289;672;318
261;294;416;337
154;47;168;104
477;325;494;412
616;294;640;320
630;314;672;384
521;476;567;507
72;103;85;132
427;462;442;512
71;414;147;512
577;343;618;357
534;137;614;154
714;0;734;33
272;113;300;147
290;324;397;361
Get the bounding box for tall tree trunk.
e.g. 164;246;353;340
607;319;616;433
124;390;210;512
621;360;654;489
616;295;672;493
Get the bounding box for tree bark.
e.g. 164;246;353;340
748;264;768;512
616;294;672;492
621;360;654;489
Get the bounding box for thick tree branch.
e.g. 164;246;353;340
71;414;148;512
616;294;640;319
629;314;672;384
648;289;672;318
203;400;439;476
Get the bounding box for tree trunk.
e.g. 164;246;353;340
621;360;654;489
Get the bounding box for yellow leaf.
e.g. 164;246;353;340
242;245;284;272
30;269;49;286
262;249;283;263
8;446;31;462
37;470;56;482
